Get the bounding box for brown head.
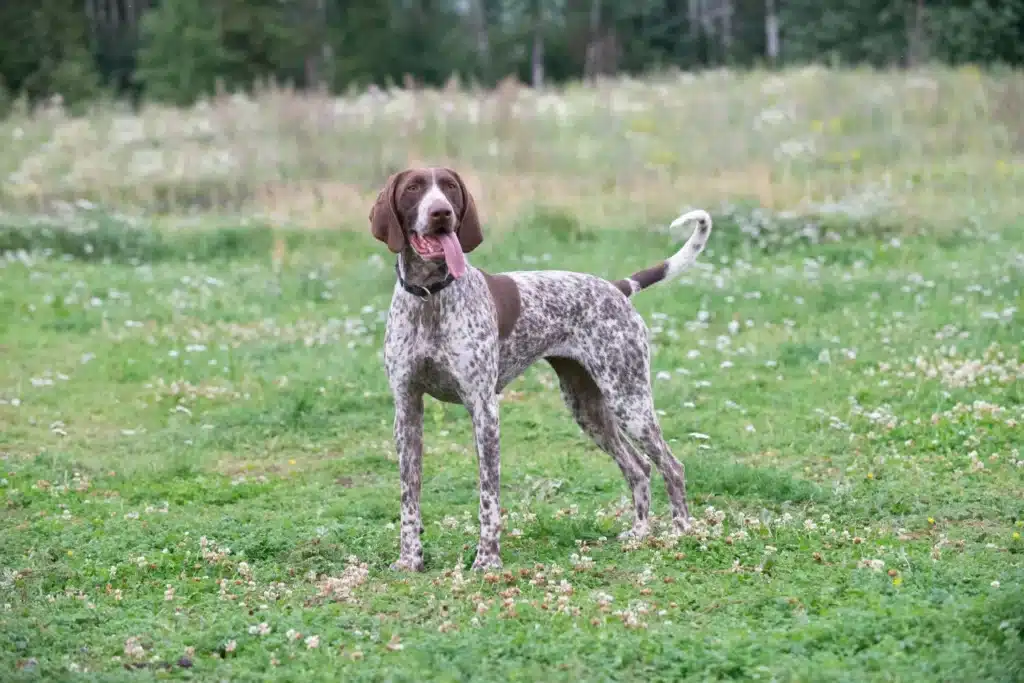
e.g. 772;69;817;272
368;167;483;267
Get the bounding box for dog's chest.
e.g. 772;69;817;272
385;333;486;404
384;288;498;403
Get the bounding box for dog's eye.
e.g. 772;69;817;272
404;183;421;194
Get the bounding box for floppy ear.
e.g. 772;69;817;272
369;172;407;253
448;169;483;253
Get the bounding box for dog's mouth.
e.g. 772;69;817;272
409;233;446;259
409;232;467;278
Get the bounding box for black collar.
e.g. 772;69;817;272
395;261;456;298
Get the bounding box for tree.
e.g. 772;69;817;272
778;0;915;66
4;0;1024;115
135;0;232;105
0;0;102;110
928;0;1024;65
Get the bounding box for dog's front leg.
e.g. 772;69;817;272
391;390;425;572
468;395;502;571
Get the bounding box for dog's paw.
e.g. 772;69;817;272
470;554;503;572
389;557;425;572
673;516;694;534
618;523;651;541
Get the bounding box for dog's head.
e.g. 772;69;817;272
369;167;482;260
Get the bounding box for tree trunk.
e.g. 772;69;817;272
720;0;733;61
765;0;779;66
470;0;491;79
531;27;544;87
85;0;97;47
907;0;926;67
584;0;602;82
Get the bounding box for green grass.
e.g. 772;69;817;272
1;207;1023;682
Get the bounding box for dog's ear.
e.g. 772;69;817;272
369;171;407;253
447;168;483;253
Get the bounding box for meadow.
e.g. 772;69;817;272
1;67;1023;681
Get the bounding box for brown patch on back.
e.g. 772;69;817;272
480;271;521;340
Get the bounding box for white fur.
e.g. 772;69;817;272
413;169;455;235
664;209;713;279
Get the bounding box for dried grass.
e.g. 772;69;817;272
2;66;1022;229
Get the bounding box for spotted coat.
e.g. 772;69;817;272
370;166;714;571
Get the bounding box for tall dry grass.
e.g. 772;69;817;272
2;66;1022;231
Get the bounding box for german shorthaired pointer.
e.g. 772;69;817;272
370;166;713;571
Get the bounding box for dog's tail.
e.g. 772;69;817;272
612;210;713;297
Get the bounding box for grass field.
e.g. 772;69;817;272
2;67;1024;681
2;205;1022;681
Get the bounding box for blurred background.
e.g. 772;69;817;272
0;1;1022;233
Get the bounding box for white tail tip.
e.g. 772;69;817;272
669;209;712;231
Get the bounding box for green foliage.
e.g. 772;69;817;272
928;0;1024;65
780;0;1024;66
135;0;314;104
3;1;1024;110
780;0;915;66
217;0;311;88
0;212;280;264
325;3;476;90
0;76;11;118
0;0;102;111
135;0;233;105
37;46;105;114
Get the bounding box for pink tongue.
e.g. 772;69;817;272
438;233;467;278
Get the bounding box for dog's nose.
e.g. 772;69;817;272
429;206;453;222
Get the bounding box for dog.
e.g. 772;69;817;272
370;166;713;570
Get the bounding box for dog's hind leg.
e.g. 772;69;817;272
578;324;693;534
548;357;653;539
607;385;692;533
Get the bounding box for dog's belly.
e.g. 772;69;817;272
418;357;529;404
495;351;544;395
411;353;545;404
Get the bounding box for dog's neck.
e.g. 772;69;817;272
399;248;450;286
397;248;458;297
